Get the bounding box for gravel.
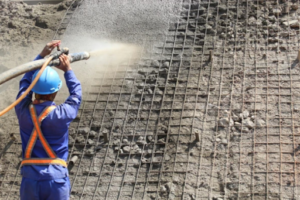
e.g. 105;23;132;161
218;117;234;127
242;118;255;129
123;146;130;153
1;0;300;199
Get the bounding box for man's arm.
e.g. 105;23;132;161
16;40;61;100
60;70;82;122
55;54;82;123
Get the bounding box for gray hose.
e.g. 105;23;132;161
0;52;90;85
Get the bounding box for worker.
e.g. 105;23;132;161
15;40;82;200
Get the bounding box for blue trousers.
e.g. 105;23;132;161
20;177;70;200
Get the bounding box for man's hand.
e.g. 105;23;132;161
56;54;72;73
40;40;61;58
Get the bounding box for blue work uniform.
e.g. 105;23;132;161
15;55;82;200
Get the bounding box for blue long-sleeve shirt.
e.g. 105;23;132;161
15;55;82;180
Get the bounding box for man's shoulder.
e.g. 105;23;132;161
15;99;32;116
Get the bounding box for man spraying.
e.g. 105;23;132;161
15;40;82;200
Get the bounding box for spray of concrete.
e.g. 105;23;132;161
0;37;141;108
55;37;142;103
88;41;141;66
0;0;179;134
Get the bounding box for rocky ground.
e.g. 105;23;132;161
0;0;71;145
1;0;300;200
0;0;72;69
0;0;70;47
0;2;73;192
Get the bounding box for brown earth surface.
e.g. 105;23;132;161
0;0;71;147
2;0;300;199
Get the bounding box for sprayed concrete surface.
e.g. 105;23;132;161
55;0;181;104
63;0;180;43
3;0;300;199
0;0;181;199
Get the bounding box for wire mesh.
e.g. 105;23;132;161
1;0;300;199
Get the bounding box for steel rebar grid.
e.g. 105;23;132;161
208;0;228;199
160;1;192;199
70;50;146;199
149;0;189;199
234;0;245;199
289;0;299;197
2;137;21;199
103;43;149;199
181;0;212;199
276;1;282;197
114;45;148;199
250;1;259;199
2;0;300;199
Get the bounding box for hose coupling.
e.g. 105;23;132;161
50;47;69;60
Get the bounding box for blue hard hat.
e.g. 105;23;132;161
32;67;62;95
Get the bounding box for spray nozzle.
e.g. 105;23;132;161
63;47;69;55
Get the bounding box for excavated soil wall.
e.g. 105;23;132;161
2;0;300;200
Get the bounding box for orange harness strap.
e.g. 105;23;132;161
21;104;67;168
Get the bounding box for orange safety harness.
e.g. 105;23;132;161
21;104;67;168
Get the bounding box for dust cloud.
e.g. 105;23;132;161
55;36;142;103
0;37;141;114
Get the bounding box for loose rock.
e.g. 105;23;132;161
221;139;228;145
132;144;139;150
272;8;281;16
241;127;249;133
136;140;147;145
147;136;153;142
283;20;299;28
141;157;148;163
256;119;266;128
218;5;227;12
78;127;90;136
242;110;249;119
123;146;130;153
158;138;166;144
89;131;97;137
86;148;94;155
151;60;160;67
87;139;94;145
231;113;240;122
75;135;85;144
113;139;120;145
137;136;147;145
243;118;255;129
163;61;169;67
165;154;171;161
291;4;298;10
218;117;234;127
160;185;167;192
8;21;17;29
234;122;242;128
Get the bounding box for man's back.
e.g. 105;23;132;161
15;40;81;200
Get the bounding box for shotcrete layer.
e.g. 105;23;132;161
63;0;180;43
2;0;300;199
